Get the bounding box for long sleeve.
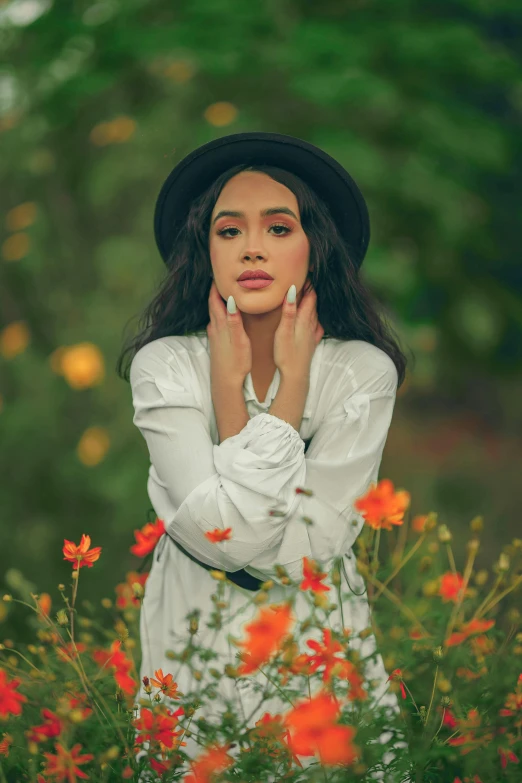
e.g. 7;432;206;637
130;338;398;580
244;384;397;582
130;339;306;572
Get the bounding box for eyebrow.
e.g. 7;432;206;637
212;207;298;225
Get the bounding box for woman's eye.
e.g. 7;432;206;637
217;224;291;238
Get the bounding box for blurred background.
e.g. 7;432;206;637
1;0;521;641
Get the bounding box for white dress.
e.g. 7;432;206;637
130;333;402;777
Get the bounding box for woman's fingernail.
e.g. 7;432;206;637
287;285;296;304
227;295;237;314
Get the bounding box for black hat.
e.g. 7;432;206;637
154;131;370;269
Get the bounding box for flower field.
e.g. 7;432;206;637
0;478;520;782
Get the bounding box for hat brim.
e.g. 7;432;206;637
154;132;370;268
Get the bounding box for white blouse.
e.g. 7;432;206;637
130;332;401;774
130;333;398;583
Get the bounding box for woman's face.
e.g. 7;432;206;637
208;171;310;313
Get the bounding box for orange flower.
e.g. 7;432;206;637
439;571;465;603
303;629;366;700
236;603;294;676
412;515;429;533
62;534;102;569
300;557;330;594
114;571;149;610
37;593;52;617
387;669;406;699
42;742;94;781
132;705;185;751
184;744;236;783
283;691;358;766
0;668;28;718
445;618;495;647
150;669;182;700
92;640;137;694
27;708;64;743
353;478;410;531
0;733;13;757
130;518;165;557
204;527;232;543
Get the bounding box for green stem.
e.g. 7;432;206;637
425;666;439;727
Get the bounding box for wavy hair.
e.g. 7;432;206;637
116;163;413;387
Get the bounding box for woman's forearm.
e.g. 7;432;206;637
212;372;310;444
212;381;250;443
268;373;310;433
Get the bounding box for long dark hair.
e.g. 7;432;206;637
116;163;412;388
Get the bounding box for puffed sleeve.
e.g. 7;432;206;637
244;355;399;582
130;339;306;573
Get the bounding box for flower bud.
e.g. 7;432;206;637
189;617;199;634
497;553;510;572
57;584;65;591
467;538;480;553
101;598;112;609
469;516;483;532
56;609;69;626
437;525;452;543
209;570;226;581
474;569;488;586
433;646;445;662
254;591;269;605
131;582;144;600
2;595;12;602
261;580;274;591
71;570;79;580
440;696;452;708
424;513;438;532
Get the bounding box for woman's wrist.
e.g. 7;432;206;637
211;380;250;443
268;372;310;433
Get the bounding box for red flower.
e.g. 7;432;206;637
387;669;407;699
132;705;185;750
0;668;28;718
184;744;236;783
204;527;232;543
42;742;94;781
303;629;367;700
27;708;64;743
439;572;465;603
92;640;137;694
498;745;519;769
62;534;102;568
300;557;330;594
130;518;165;557
354;478;410;531
283;692;358;766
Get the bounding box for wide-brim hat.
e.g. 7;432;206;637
154;131;370;269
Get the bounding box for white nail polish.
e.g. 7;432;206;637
287;284;296;304
227;295;237;314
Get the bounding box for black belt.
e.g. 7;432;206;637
168;533;263;591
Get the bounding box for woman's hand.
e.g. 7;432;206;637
207;280;252;388
273;282;324;380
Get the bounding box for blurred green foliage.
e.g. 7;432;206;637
0;0;521;641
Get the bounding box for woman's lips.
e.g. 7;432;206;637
237;278;274;289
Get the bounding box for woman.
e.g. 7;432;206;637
117;132;411;778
